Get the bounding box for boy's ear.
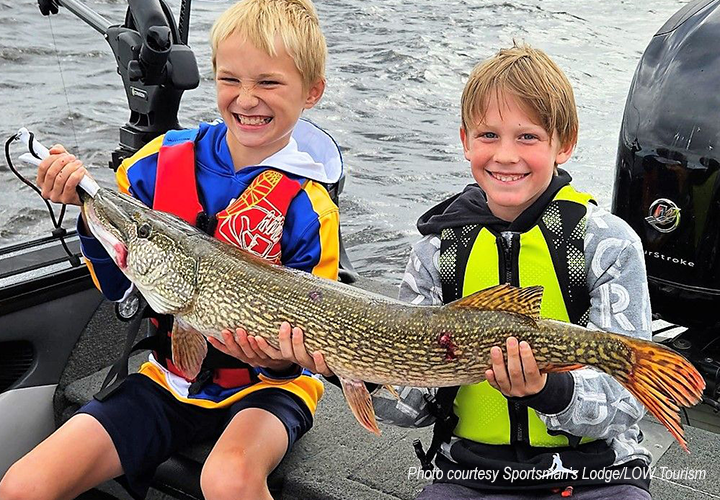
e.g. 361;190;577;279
459;126;471;161
304;78;326;110
555;141;575;166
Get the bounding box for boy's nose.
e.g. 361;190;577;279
236;86;259;108
494;142;520;164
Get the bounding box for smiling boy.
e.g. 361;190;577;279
370;44;655;500
0;1;340;499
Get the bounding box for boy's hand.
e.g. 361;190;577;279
207;327;295;373
267;322;334;377
486;337;547;397
36;145;90;207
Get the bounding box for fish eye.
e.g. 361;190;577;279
137;224;152;239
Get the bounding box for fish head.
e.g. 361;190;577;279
82;188;200;314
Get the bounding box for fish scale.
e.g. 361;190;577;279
82;187;705;451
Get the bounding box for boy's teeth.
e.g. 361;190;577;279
237;115;272;125
491;172;527;182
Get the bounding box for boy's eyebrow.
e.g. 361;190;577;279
256;72;284;80
214;69;285;80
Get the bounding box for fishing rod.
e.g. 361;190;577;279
38;0;200;170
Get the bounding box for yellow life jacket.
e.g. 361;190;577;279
439;184;595;447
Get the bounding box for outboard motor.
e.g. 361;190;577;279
612;0;720;405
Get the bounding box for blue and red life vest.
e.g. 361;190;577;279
150;129;304;386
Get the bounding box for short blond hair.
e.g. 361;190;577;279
210;0;326;89
461;43;578;148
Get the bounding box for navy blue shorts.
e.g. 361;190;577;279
78;373;313;499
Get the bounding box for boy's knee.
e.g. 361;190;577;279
200;456;267;500
0;462;51;500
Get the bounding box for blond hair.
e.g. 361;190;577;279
210;0;326;89
461;43;578;148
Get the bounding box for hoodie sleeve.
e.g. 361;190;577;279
80;137;163;301
532;205;651;440
373;234;443;427
397;235;444;306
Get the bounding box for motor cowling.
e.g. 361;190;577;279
612;0;720;329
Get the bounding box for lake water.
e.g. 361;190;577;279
0;0;688;283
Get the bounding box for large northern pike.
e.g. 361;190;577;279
82;187;704;451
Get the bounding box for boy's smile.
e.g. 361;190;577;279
460;92;574;222
215;31;324;170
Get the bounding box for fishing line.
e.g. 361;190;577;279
2;15;87;267
47;14;82;157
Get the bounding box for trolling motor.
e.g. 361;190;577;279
612;0;720;411
38;0;200;169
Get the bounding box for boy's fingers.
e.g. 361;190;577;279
278;322;295;360
485;369;499;390
234;328;258;360
246;336;270;360
290;327;314;366
44;154;76;200
505;337;524;389
519;341;540;378
253;335;281;360
60;163;86;205
208;336;230;356
489;346;510;392
311;351;331;376
519;341;546;393
37;146;68;185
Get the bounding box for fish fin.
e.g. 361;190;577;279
542;363;585;373
339;376;381;435
614;335;705;453
382;384;401;400
446;284;543;321
171;322;208;381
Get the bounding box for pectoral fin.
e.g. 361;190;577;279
171;322;208;380
338;376;381;435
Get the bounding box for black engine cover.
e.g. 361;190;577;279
612;0;720;329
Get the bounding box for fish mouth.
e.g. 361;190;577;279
82;195;129;271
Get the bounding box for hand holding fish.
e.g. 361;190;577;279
486;337;548;397
207;327;296;373
259;322;334;378
36;144;89;206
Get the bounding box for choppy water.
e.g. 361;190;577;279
0;0;687;283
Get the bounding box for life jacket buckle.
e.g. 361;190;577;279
412;439;434;472
188;369;213;395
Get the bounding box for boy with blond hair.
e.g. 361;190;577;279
0;0;340;499
368;43;654;499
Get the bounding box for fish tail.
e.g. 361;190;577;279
617;336;705;453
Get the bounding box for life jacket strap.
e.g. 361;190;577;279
414;386;460;471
